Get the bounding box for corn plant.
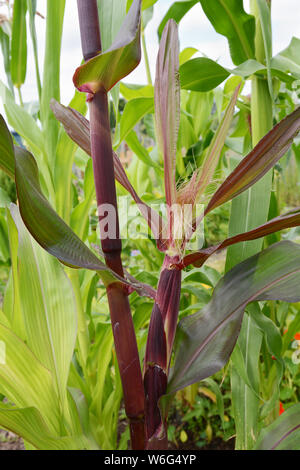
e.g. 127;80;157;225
0;0;300;451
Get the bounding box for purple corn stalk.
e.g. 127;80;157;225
144;255;182;447
76;0;145;450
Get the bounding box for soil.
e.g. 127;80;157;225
0;430;24;451
0;429;234;451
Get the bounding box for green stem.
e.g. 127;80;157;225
27;0;42;102
17;86;23;107
142;30;152;86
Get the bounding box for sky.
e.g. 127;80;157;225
0;0;300;108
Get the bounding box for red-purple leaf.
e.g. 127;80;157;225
181;208;300;269
205;106;300;214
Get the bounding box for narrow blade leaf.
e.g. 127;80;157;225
182;208;300;268
155;19;180;208
168;241;300;393
205;107;300;214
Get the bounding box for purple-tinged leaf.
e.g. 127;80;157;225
73;0;142;94
205;106;300;214
155;19;180;210
181;208;300;269
255;403;300;450
13;144;155;298
168;241;300;394
50;99;164;245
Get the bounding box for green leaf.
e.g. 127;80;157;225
167;241;300;394
232;58;266;78
271;37;300;79
180;58;230;92
0;114;15;178
11;0;27;88
74;0;142;94
0;81;53;196
179;47;198;66
254;403;300;450
14;146;108;272
231;312;262;449
0;20;14;93
120;83;154;100
0;404;88;450
158;0;198;39
114;97;154;148
199;0;255;65
10;204;77;407
125;130;160;169
0;323;61;433
54;91;87;222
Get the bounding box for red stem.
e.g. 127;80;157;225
76;0;145;449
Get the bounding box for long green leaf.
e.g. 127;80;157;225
0;404;88;450
199;0;255;65
167;241;300;394
11;0;27;88
10;204;77;407
41;0;65;170
0;323;60;433
74;0;142;94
